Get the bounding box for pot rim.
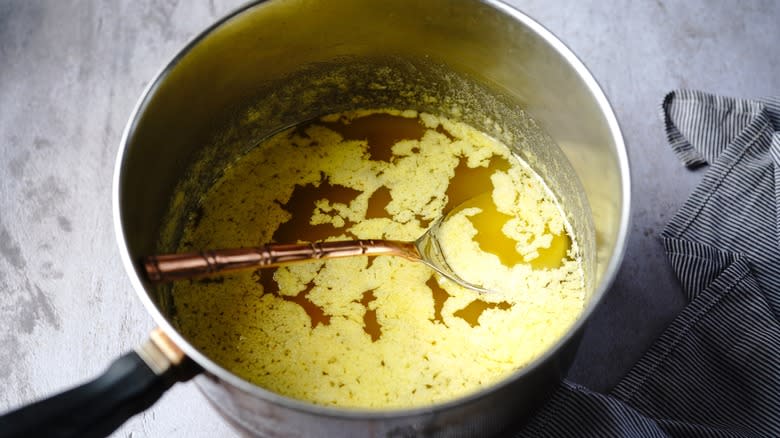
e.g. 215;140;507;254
113;0;630;420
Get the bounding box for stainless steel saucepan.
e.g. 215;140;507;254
0;1;629;436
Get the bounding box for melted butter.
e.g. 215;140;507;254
454;193;572;270
366;186;392;219
455;193;520;267
453;300;512;327
171;109;585;409
531;228;572;270
274;180;361;243
426;276;451;325
277;114;518;330
444;156;511;213
356;290;381;342
253;268;332;329
319;112;426;162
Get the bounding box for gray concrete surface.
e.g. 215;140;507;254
1;0;778;436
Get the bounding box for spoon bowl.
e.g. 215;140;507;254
412;215;494;293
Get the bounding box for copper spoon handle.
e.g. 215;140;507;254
143;240;420;283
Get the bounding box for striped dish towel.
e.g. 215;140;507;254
517;91;780;437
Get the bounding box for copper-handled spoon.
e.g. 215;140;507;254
143;201;493;293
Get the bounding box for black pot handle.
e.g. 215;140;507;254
0;329;199;438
